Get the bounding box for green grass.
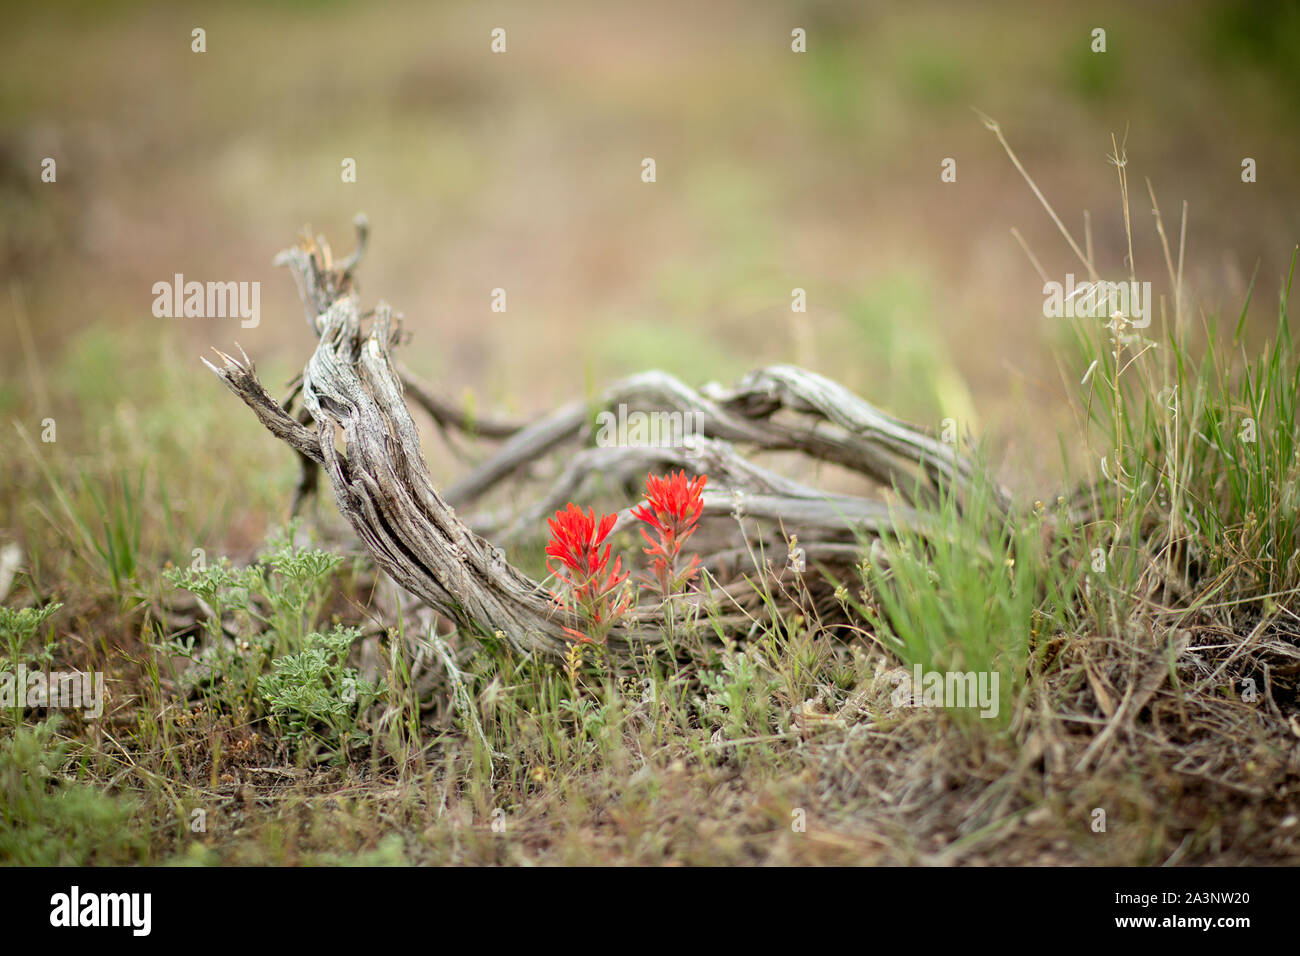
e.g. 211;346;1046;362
859;467;1075;729
1056;248;1300;614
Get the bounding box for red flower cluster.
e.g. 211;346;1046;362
545;471;709;647
545;503;630;644
631;471;707;595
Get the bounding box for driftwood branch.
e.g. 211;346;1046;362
441;364;1000;512
207;220;991;659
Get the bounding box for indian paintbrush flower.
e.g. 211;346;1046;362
631;470;707;596
545;503;630;645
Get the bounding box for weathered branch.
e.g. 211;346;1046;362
440;366;990;512
208;221;989;659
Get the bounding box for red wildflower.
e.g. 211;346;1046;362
546;503;630;644
631;471;708;595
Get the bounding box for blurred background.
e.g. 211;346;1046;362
2;0;1298;557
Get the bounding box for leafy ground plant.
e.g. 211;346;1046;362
0;601;62;672
157;527;376;764
0;602;63;727
257;624;376;762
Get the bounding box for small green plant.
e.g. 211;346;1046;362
161;557;264;708
697;644;777;740
160;526;350;717
0;601;62;672
251;525;344;655
256;624;376;762
0;601;65;727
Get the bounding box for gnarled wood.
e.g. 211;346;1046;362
208;220;989;658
